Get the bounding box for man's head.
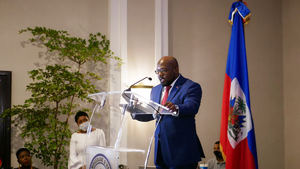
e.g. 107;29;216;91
16;148;32;167
214;141;220;152
213;141;224;161
155;56;180;86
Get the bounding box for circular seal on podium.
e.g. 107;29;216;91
89;153;112;169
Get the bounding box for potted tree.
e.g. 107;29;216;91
1;26;121;169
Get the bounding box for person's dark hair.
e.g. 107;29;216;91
75;111;89;123
16;148;30;159
215;141;220;145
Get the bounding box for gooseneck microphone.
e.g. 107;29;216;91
122;76;153;114
125;76;152;91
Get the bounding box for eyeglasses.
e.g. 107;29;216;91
155;68;168;74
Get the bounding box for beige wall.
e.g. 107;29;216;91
0;0;108;168
283;1;300;169
169;0;284;169
127;0;156;82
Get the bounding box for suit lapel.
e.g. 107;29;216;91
154;85;163;103
168;75;186;101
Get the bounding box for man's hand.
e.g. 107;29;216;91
164;102;178;113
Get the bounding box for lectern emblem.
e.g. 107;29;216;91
89;153;112;169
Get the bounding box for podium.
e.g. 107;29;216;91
85;91;176;169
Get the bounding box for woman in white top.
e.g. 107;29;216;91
68;111;106;169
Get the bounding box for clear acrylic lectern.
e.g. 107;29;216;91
85;91;176;169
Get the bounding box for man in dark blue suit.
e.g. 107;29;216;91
135;56;205;169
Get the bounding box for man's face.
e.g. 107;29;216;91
214;143;220;152
156;62;178;86
18;151;31;167
213;143;224;160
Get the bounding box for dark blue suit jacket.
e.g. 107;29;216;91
152;75;204;166
135;75;205;167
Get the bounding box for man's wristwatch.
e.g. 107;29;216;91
173;105;179;116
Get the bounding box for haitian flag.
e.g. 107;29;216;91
220;2;258;169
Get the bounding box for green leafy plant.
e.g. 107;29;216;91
1;27;120;169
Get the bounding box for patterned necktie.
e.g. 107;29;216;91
161;86;171;105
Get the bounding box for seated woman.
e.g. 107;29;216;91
68;111;106;169
15;148;38;169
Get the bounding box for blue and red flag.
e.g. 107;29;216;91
220;2;258;169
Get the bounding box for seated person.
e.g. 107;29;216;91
14;148;38;169
68;111;106;169
207;141;225;169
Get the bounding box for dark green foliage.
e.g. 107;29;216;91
1;27;120;169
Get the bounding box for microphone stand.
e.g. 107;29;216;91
125;77;152;91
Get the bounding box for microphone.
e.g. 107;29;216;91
122;76;152;107
125;76;152;91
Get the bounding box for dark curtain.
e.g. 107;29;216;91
0;71;11;168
